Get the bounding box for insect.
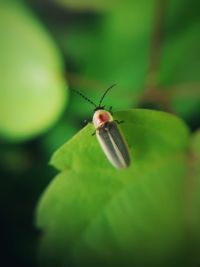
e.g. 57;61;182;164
72;85;131;169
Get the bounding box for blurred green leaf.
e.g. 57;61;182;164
47;0;200;123
191;130;200;156
82;1;154;88
159;23;200;85
37;109;192;267
157;0;200;118
54;0;121;11
59;0;155;116
0;1;68;141
188;130;200;263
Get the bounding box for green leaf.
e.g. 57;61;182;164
0;1;68;141
37;109;190;267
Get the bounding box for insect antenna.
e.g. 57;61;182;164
71;88;97;108
99;84;116;107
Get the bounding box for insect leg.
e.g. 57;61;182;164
83;119;88;125
114;120;124;124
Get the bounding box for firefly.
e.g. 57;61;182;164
72;85;131;169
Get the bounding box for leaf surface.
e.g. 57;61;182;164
37;109;190;267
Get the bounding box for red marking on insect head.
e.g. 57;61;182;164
98;112;110;123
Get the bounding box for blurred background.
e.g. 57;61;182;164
0;0;199;266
